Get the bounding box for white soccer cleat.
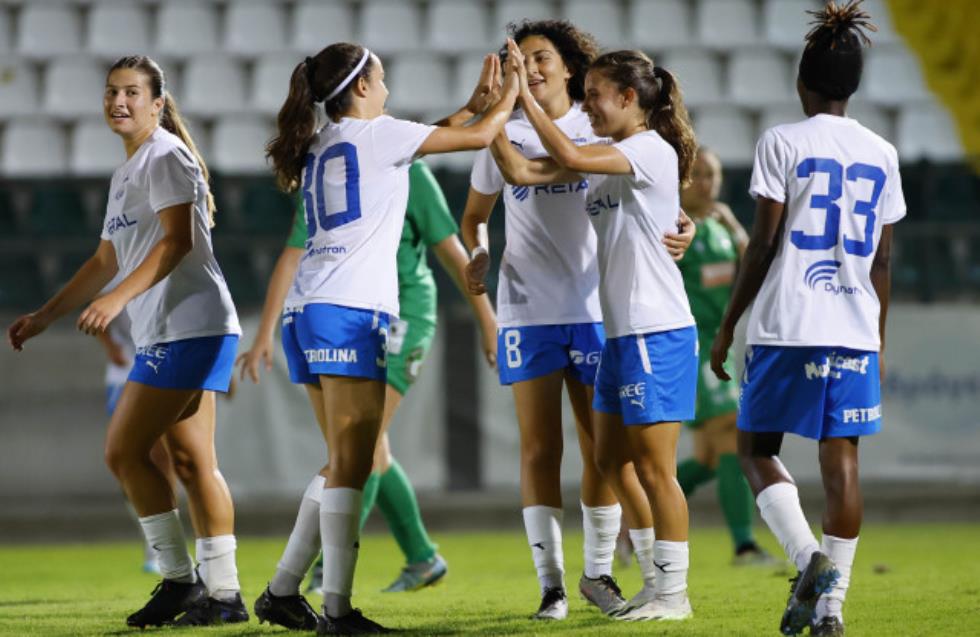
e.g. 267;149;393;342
612;583;656;617
615;591;692;621
532;587;568;620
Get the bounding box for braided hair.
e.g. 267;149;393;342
798;0;878;100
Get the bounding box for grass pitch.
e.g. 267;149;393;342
0;523;978;636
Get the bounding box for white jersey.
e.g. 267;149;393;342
585;131;694;339
747;113;906;351
101;127;240;349
470;104;603;328
286;115;435;317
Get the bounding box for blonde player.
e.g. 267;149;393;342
710;3;903;636
7;56;245;627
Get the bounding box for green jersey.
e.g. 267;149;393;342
286;161;457;324
678;216;738;343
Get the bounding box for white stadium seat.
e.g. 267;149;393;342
43;58;106;120
292;2;355;53
728;49;794;107
844;102;893;140
386;54;452;115
427;1;491;53
225;0;287;56
660;49;723;106
181;57;247;118
897;103;963;161
17;4;81;58
692;106;755;165
863;46;930;106
492;0;552;39
696;0;758;49
87;1;151;59
156;1;220;57
763;0;820;50
758;104;807;134
563;0;622;50
628;0;694;51
211;116;274;173
70;118;125;176
252;54;298;116
0;59;40;118
860;0;900;45
2;119;68;176
362;0;423;55
0;7;10;54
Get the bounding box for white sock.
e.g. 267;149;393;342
196;535;240;601
816;534;858;622
127;501;156;565
270;475;324;597
582;502;621;579
629;527;656;588
320;487;362;618
756;482;819;572
522;505;564;592
138;509;195;583
653;540;689;596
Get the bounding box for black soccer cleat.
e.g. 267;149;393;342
317;608;390;634
254;586;322;631
172;592;250;626
125;577;206;628
779;551;840;636
811;615;845;636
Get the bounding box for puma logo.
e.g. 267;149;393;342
532;542;546;551
654;560;669;572
145;360;161;374
630;397;645;409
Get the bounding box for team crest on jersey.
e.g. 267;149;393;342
803;260;861;296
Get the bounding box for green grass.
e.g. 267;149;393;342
1;523;978;636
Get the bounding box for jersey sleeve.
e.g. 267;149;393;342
285;192;308;249
374;116;436;168
408;161;458;246
612;133;671;188
749;128;791;202
470;147;505;195
147;147;199;212
880;150;907;225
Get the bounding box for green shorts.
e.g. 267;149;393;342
686;339;739;428
386;314;436;396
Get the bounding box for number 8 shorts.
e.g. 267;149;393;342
281;303;390;384
497;322;604;386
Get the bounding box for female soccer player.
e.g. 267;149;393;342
675;148;774;565
489;39;700;622
238;160;497;598
462;21;692;619
7;56;246;627
255;43;519;634
710;3;902;635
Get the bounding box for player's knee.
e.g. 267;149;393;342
104;443;148;480
593;449;625;482
523;440;561;474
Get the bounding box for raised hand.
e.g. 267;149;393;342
503;38;528;99
464;54;503;115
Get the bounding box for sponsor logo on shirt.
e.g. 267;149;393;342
842;404;882;423
804;353;871;380
585;193;620;217
619;382;646;409
105;213;138;236
803;260;861;296
511;180;589;202
307;244;347;257
305;348;358;363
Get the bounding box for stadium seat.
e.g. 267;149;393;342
863;46;930;106
696;0;758;49
453;54;489;108
0;254;45;309
87;1;151;59
252;54;297;116
1;119;68;176
70;119;126;177
181;57;247;118
659;49;723;106
758;104;806;134
211;116;274;174
860;0;899;45
0;59;40;117
156;1;220;57
763;0;819;50
240;180;294;235
897;103;964;161
628;0;693;50
427;1;491;52
386;55;452;115
0;7;10;54
43;58;106;120
562;0;622;50
691;106;755;165
844;102;892;139
225;0;287;56
728;49;794;107
492;0;552;39
28;186;89;236
17;3;81;58
362;0;423;55
292;1;355;53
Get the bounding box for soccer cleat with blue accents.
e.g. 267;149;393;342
125;578;206;628
382;554;448;592
172;592;249;626
780;551;840;636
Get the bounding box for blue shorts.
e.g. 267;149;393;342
128;335;238;392
497;322;604;386
282;303;389;384
593;326;698;425
737;345;882;440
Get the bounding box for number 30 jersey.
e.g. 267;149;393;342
748;113;906;351
285;116;435;317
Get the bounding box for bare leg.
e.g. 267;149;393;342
738;430;794;495
565;375;616;508
623;420;687;541
592;407;654;530
818;437;862;539
511;371;565;508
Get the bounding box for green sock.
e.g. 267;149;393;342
717;454;756;549
677;458;716;496
376;459;437;564
359;471;382;531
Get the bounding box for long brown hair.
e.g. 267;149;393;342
108;56;216;223
591;50;698;186
266;43;374;192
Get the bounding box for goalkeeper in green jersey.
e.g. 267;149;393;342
676;148;775;565
237;160;497;592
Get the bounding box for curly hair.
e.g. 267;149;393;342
505;19;599;102
799;0;877;100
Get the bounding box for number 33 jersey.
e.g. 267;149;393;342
286;116;435;317
748;113;906;351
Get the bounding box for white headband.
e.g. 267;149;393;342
325;48;371;101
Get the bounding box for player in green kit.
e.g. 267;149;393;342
237;160;497;593
675;148;775;565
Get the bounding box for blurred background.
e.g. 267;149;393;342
0;0;977;540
